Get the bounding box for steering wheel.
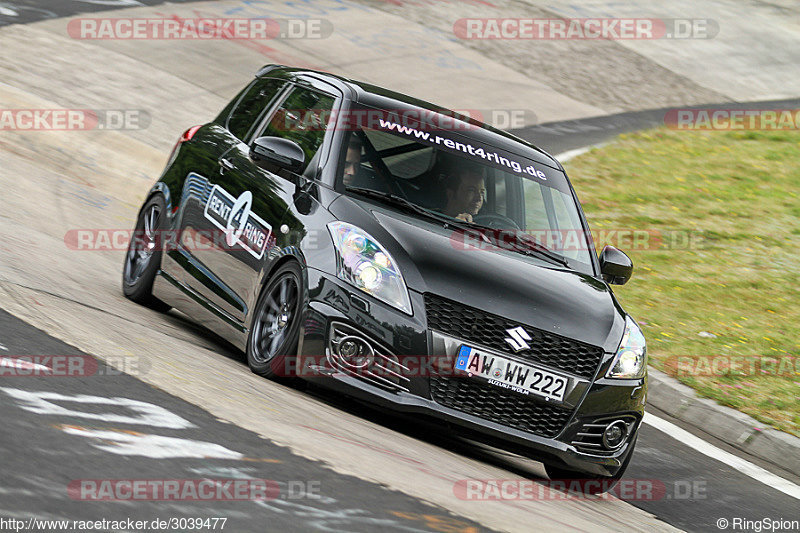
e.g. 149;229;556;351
472;213;521;230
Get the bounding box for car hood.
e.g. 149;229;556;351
329;196;626;352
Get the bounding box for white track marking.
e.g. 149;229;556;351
0;342;8;350
0;388;195;429
60;426;243;459
555;147;592;162
644;412;800;500
0;357;49;372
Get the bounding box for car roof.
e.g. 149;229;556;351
257;65;562;170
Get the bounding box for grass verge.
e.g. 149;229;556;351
564;128;800;437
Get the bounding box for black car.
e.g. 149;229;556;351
123;65;647;488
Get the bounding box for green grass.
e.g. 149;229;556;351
564;128;800;436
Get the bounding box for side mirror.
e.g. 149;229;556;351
599;245;633;285
250;136;305;173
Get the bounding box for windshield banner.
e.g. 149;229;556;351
363;108;571;194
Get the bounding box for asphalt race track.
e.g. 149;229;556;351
0;309;494;533
0;0;205;27
1;1;800;532
2;299;800;532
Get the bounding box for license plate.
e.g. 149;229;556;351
454;345;568;401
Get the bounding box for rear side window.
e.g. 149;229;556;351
259;86;335;173
227;77;286;140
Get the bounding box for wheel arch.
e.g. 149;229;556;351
246;254;309;366
140;183;172;222
248;252;308;332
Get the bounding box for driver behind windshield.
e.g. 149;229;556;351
443;165;486;223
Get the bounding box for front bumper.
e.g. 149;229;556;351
299;268;646;477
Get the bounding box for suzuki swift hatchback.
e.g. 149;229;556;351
123;65;646;487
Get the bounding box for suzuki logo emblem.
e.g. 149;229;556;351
504;326;531;352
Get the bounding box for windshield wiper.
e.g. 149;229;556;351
346;187;473;229
454;219;570;268
449;218;571;268
501;231;571;268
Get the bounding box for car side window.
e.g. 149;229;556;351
259;86;335;173
227;77;287;141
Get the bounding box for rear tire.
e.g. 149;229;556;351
246;262;304;378
122;194;171;312
544;435;638;494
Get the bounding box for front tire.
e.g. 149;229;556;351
247;262;304;378
122;194;170;312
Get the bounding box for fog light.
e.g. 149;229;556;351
334;335;374;370
602;421;628;450
339;339;359;357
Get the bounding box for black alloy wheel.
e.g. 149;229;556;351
247;262;304;378
122;194;170;311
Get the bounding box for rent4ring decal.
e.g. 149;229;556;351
203;182;272;259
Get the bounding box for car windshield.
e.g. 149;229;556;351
338;104;595;273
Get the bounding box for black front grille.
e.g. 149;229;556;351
424;293;604;379
430;377;572;437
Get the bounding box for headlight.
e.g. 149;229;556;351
327;221;412;315
606;316;647;379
